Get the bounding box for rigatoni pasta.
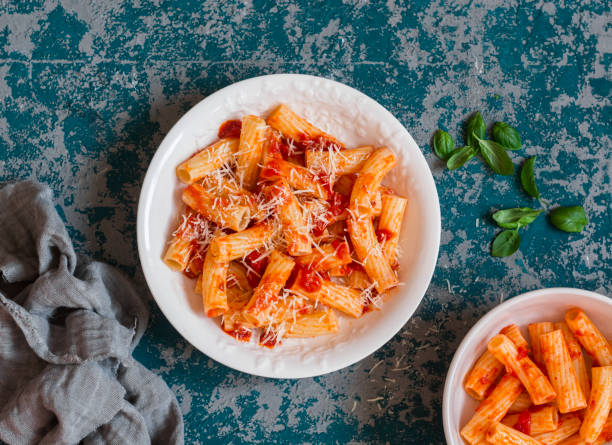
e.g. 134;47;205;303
565;308;612;366
176;138;238;184
165;105;407;346
539;330;587;413
236;115;267;190
555;321;591;400
580;366;612;443
486;421;543;445
488;334;556;405
502;405;558;435
460;308;612;445
460;374;523;444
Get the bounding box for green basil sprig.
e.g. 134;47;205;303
465;111;485;148
491;122;521;150
492;208;543;229
432;130;455;161
520;157;540;198
549;206;588;232
474;135;514;176
492;230;521;257
432;111;590;258
447;145;477;170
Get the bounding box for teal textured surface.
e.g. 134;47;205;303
0;1;610;443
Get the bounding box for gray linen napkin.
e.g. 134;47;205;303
0;181;184;445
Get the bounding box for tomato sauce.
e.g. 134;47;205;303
294;133;343;151
514;410;531;435
298;265;322;293
331;239;350;261
259;331;280;348
222;325;252;342
478;367;498;386
569;349;582;359
362;302;380;314
244;250;269;288
259;160;283;181
516;346;529;360
376;228;394;243
311;192;349;236
267;134;290;159
218;119;242;139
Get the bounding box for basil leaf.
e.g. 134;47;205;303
491;122;522;150
475;137;514;175
492;230;521;257
492;208;543;229
446;145;477;170
432;130;455;161
549;206;588;232
465;111;485;147
520;156;540;198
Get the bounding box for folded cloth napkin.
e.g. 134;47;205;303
0;181;184;445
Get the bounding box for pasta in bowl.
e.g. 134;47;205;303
443;288;612;445
137;74;440;377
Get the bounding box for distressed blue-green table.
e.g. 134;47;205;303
0;1;610;443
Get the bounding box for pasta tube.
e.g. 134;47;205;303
508;392;534;414
534;414;581;445
242;250;295;327
565;308;612;366
209;221;276;262
236;115;267;189
295;240;351;271
502;406;559;435
460;374;523;444
260;158;329;200
488;334;556;405
201;248;229;317
579;366;612;443
464;324;530;401
306;145;374;175
486;421;544;445
182;183;251;231
555;321;591;400
540;330;587;413
529;322;555;367
290;270;363;318
266;103;343;147
284;310;339;338
377;194;407;269
176;138;238;183
267;180;312;256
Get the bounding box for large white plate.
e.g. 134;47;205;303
443;288;612;444
137;74;441;378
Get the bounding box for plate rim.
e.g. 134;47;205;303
136;73;441;378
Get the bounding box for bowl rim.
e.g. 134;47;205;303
136;73;441;378
442;287;612;443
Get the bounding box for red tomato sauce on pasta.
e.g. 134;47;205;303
331;239;350;261
516;346;529;360
297;265;322;293
223;326;252;342
312;192;348;236
514;410;531;435
244;250;269;288
218;119;242;139
259;331;280;348
376;228;394;243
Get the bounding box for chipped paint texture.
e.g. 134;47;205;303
0;1;610;443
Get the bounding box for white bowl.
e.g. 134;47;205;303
443;288;612;444
137;74;441;378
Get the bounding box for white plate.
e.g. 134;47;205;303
443;288;612;444
137;74;441;378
